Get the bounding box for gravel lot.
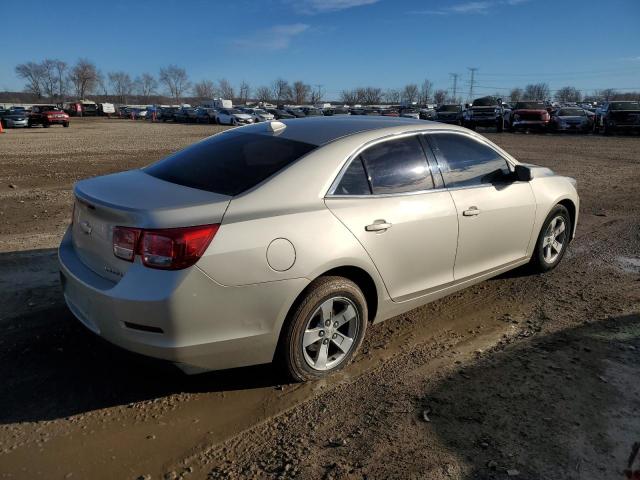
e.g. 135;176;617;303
0;118;638;479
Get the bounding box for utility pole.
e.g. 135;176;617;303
449;73;460;102
467;67;478;101
314;84;324;104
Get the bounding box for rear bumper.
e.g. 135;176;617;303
58;228;308;373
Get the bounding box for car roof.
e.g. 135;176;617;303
240;115;436;146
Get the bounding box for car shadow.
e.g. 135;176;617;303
424;312;640;479
0;248;285;424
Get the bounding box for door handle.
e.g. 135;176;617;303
365;220;392;232
463;206;481;216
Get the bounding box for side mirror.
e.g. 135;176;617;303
515;164;532;182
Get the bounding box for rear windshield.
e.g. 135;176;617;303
144;131;318;196
515;102;546;109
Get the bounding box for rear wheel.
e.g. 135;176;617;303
63;122;69;128
530;205;571;272
282;276;368;382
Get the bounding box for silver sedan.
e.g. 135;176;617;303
59;117;579;381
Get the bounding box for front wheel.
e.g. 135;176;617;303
530;205;571;272
63;122;69;128
43;122;50;128
281;276;368;382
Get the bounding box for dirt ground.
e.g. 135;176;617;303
0;118;638;480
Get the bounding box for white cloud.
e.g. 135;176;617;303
232;23;310;51
290;0;380;14
411;0;530;15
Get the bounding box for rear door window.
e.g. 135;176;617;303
428;133;510;188
333;157;371;195
360;136;434;194
145;131;317;196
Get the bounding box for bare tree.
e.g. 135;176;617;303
554;86;582;104
594;88;616;102
159;65;191;103
384;89;400;104
53;60;68;98
135;73;158;102
218;78;234;99
68;58;99;99
108;71;134;104
239;81;251;104
15;62;45;97
310;85;323;104
509;87;523;103
434;89;448;105
40;59;61;99
292;81;311;104
340;89;359;105
523;83;550;101
362;87;382;105
402;83;419;104
419;79;433;104
96;71;109;96
272;78;292;104
193;79;216;100
255;86;272;103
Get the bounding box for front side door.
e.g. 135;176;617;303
325;134;459;301
426;132;536;280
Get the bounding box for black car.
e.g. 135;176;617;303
173;107;197;123
158;107;178;122
301;107;323;117
594;101;640;135
435;104;463;125
286;108;306;118
194;108;215;124
267;109;295;119
462;96;505;132
323;106;350;116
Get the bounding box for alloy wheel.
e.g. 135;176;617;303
542;215;567;263
302;296;359;371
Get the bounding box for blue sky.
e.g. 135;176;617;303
2;0;639;99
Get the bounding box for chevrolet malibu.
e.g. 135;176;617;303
59;117;579;381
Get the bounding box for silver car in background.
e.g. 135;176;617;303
59;117;579;381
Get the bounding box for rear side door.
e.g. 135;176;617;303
325;134;459;301
425;132;536;280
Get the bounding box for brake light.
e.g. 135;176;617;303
112;224;219;270
113;227;140;262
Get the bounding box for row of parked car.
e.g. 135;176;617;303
452;97;640;135
120;97;640;136
0;105;70;128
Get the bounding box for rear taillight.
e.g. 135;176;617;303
112;224;219;270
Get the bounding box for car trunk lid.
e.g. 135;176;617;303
72;169;231;282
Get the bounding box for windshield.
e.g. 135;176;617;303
437;105;461;112
228;109;243;114
305;109;322;115
254;109;267;114
472;97;498;107
145;131;318;196
515;102;546;110
610;102;640;110
557;108;585;116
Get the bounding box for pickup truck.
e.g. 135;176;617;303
506;101;550;132
462;96;505;132
593;101;640;135
28;105;70;128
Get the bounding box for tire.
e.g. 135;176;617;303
530;204;571;273
63;122;69;128
43;122;50;128
281;276;368;382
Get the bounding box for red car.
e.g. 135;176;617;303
29;105;70;128
507;101;550;132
